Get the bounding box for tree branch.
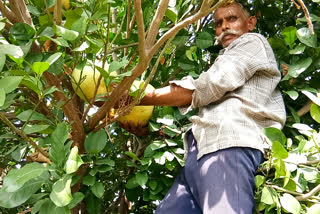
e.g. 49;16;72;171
150;0;228;57
297;100;313;117
0;0;19;24
133;0;147;62
43;72;86;153
296;0;314;34
0;111;51;163
296;184;320;201
145;0;169;49
54;0;63;26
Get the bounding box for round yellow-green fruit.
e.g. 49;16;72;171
116;80;154;127
71;64;108;102
71;65;154;127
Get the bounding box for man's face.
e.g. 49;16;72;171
214;3;256;48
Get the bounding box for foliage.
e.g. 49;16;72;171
0;0;319;213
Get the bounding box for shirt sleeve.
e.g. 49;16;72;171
191;34;273;108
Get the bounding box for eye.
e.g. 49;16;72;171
215;21;222;27
227;16;238;22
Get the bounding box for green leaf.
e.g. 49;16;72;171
0;88;5;106
296;27;317;47
95;158;115;166
156;114;174;125
273;158;286;178
50;175;73;207
280;193;301;214
125;151;140;161
0;22;5;31
108;59;129;72
149;180;158;190
149;141;166;150
68;192;85;209
17;109;49;122
43;86;59;96
272;141;289;159
165;7;177;22
0;54;5;72
90;182;104;198
310;104;320;123
0;44;24;57
2;163;48;192
65;146;83;174
307;204;320;214
285;90;299;100
38;198;71;214
32;62;50;76
50;123;69;168
255;175;265;188
82;175;96;186
136;172;148;187
302;91;320;106
264;127;286;145
288;57;312;78
164;126;181;137
149;122;160;132
84;129;107;154
10;23;35;41
0;76;24;94
55;25;79;41
281;26;297;48
125;177;139;189
0;172;49;208
196;31;213;49
23;124;50;134
46;52;62;65
289;44;306;55
298;13;320;22
261;186;278;205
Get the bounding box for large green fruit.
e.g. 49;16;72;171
71;65;108;102
117;80;154;127
71;65;154;126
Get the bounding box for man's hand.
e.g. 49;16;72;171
118;120;149;136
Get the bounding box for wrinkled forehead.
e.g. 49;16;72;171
213;3;248;20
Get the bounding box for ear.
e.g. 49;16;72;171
247;16;257;31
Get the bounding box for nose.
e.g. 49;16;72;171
221;21;229;31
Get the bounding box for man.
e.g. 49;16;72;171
129;1;286;213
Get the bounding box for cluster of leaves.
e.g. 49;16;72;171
0;0;319;213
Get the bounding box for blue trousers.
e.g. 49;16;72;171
155;132;263;214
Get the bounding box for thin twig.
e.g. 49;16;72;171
17;208;32;214
0;112;51;163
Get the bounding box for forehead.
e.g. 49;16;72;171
214;3;244;20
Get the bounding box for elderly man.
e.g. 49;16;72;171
132;1;286;213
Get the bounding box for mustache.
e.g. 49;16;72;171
214;29;243;45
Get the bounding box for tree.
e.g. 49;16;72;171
0;0;319;213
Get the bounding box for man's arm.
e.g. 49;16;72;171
140;84;193;107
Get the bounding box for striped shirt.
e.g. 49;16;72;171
171;33;286;160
